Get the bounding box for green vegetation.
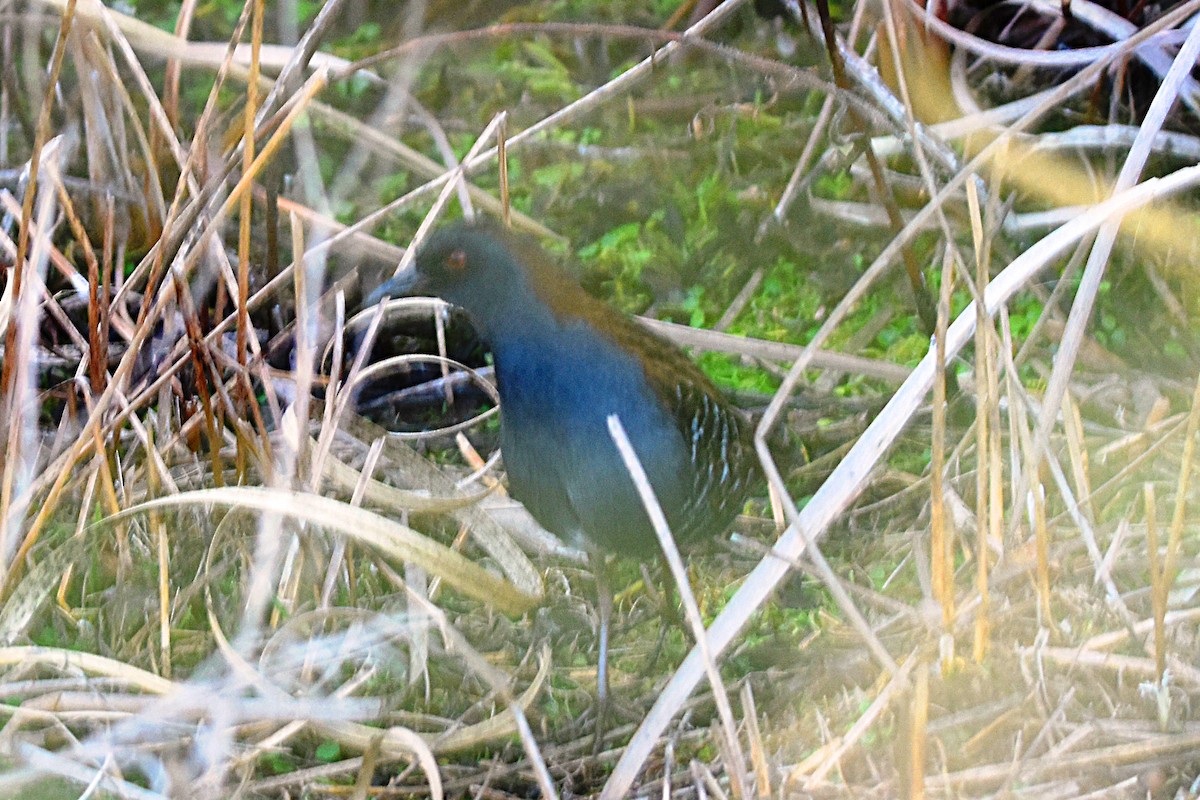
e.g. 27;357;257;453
6;0;1198;796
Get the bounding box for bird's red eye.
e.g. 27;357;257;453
446;249;467;271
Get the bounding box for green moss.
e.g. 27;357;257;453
698;352;779;394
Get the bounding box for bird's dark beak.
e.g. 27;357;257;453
366;267;425;307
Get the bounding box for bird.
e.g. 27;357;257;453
369;220;758;739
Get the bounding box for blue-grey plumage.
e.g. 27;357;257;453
371;221;758;558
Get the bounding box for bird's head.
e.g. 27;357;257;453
367;222;527;319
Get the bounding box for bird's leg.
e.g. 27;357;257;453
658;551;686;631
642;553;684;676
592;552;613;756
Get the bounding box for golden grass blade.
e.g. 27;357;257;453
315;647;549;756
330;407;543;600
0;646;175;695
112;487;541;615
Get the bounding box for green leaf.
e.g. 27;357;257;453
315;740;341;763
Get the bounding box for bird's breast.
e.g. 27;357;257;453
488;329;698;554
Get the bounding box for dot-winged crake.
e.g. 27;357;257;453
369;221;758;735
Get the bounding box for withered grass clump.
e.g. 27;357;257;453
1;0;1199;797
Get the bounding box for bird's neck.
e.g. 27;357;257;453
463;282;554;346
465;265;592;348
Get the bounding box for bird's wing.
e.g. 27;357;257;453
569;306;758;544
660;378;757;543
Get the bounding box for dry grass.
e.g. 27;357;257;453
0;0;1199;797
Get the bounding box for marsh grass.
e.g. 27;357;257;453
0;0;1199;797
